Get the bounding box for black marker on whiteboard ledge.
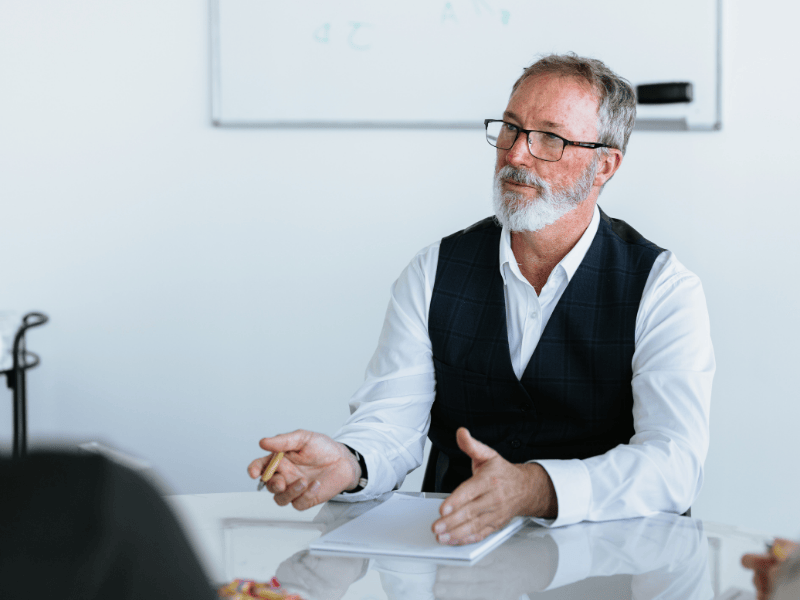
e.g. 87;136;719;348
636;82;693;104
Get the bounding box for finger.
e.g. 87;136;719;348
437;473;490;524
248;455;272;479
765;563;781;597
443;521;497;546
456;428;498;466
434;492;496;543
273;477;310;506
440;493;494;532
259;430;313;454
267;460;304;494
292;480;324;511
756;573;771;600
754;572;768;600
742;553;774;569
266;473;288;494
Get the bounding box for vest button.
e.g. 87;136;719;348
510;439;521;449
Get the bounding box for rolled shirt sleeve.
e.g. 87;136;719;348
532;251;714;526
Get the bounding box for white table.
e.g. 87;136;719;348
168;491;768;600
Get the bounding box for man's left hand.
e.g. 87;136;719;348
432;427;558;545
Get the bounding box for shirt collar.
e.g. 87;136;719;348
499;204;601;286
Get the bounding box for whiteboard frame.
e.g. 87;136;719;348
209;0;722;132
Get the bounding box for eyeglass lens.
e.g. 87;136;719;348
485;121;565;162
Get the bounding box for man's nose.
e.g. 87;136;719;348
505;132;533;166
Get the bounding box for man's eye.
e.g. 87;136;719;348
539;132;562;146
502;123;519;132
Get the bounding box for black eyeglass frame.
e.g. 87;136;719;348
484;119;615;162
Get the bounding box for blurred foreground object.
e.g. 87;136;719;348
217;578;305;600
773;546;800;600
0;451;217;600
742;538;799;600
0;311;48;459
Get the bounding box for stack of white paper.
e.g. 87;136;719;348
309;494;525;563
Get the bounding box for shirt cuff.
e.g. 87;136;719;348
528;459;591;527
329;439;387;502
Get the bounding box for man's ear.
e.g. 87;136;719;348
593;148;623;188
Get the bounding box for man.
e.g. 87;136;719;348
248;54;714;545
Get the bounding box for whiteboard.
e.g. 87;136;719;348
211;0;721;131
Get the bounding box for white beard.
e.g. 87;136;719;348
492;158;597;232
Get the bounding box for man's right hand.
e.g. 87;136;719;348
247;430;361;510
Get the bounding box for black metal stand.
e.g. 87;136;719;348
3;312;48;460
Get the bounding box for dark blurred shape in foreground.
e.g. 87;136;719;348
0;451;216;600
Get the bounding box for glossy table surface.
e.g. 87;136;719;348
167;491;767;600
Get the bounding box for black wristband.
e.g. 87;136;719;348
342;444;368;493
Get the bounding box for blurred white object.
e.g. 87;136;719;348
78;441;152;472
78;441;171;493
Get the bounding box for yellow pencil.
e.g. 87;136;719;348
257;451;284;491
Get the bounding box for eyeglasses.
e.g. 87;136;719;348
484;119;614;162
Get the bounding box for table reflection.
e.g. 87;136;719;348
266;498;714;600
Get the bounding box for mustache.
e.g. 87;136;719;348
496;165;548;192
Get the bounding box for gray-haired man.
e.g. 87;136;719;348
249;54;714;545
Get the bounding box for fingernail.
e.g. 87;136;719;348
442;505;453;516
434;523;446;534
310;480;321;492
438;533;450;543
292;481;305;492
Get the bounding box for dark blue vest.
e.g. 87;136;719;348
423;209;665;493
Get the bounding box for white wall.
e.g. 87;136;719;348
1;1;797;536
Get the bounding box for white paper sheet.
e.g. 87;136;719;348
309;493;525;562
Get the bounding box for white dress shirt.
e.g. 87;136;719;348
334;205;715;527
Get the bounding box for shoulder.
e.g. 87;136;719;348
591;208;667;285
598;208;665;255
401;217;502;290
441;216;501;243
643;250;705;305
438;217;503;270
406;238;441;277
635;249;713;373
396;217;501;306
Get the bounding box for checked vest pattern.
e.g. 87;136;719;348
422;209;665;494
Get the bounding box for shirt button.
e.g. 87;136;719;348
529;310;538;319
510;439;521;449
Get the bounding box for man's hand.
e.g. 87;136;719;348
247;430;361;510
431;427;557;545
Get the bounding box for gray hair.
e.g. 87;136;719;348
511;53;636;155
